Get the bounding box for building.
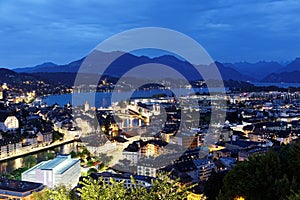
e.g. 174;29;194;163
23;134;38;148
213;148;231;159
139;140;167;158
22;155;80;188
37;131;53;145
123;142;139;165
0;178;44;200
170;158;215;182
225;140;261;151
84;101;89;112
170;132;200;149
0;138;22;158
89;172;153;189
238;147;269;161
137;155;171;177
193;159;215;182
0;114;19;132
4;116;19;131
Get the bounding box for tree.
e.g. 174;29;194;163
286;190;300;200
216;140;300;200
78;174;192;200
97;153;113;166
287;141;300;180
219;149;283;200
24;155;37;168
32;185;77;200
77;177;128;200
70;150;77;158
141;172;193;200
44;172;192;200
87;168;98;175
44;152;55;160
204;170;225;200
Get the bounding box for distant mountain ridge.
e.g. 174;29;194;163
224;61;283;80
262;71;300;83
14;62;58;73
276;58;300;73
11;51;300;83
13;51;250;81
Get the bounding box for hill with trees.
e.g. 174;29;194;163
204;140;300;200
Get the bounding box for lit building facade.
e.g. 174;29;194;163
22;155;80;188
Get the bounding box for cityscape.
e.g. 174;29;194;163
1;1;300;200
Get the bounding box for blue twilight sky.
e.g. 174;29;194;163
0;0;300;68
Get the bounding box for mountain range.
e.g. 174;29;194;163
11;51;300;83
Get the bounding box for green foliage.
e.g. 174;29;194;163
77;177;128;200
287;141;300;180
24;155;37;168
52;131;64;141
70;150;78;158
216;141;300;200
286;190;300;200
87;160;95;167
34;173;190;200
87;168;98;175
81;147;91;157
140;173;193;200
43;152;55;160
204;170;225;200
97;153;113;166
32;185;77;200
0;167;28;180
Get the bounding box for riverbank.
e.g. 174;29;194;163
0;138;76;162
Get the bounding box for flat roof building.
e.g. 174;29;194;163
0;178;44;200
22;155;80;188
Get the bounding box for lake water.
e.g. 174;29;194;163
251;82;300;88
43;87;227;107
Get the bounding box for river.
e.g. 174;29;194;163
0;142;79;174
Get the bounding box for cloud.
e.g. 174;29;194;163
0;0;300;67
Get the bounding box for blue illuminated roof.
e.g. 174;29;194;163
40;156;68;170
22;155;80;175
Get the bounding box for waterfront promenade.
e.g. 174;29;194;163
0;138;76;162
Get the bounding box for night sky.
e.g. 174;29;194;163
1;0;300;68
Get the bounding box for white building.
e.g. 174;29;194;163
90;172;153;189
84;101;90;112
123;150;139;165
193;159;215;181
4;116;19;130
0;116;19;132
22;155;80;188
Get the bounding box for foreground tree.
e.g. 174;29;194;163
204;170;224;200
32;185;77;200
78;177;128;200
216;140;300;200
34;173;191;200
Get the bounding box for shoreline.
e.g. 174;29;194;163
0;138;76;162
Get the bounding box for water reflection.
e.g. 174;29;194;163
0;142;79;174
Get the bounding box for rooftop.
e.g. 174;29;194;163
0;178;43;193
22;155;80;175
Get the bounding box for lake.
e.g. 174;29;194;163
43;87;228;107
251;82;300;88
